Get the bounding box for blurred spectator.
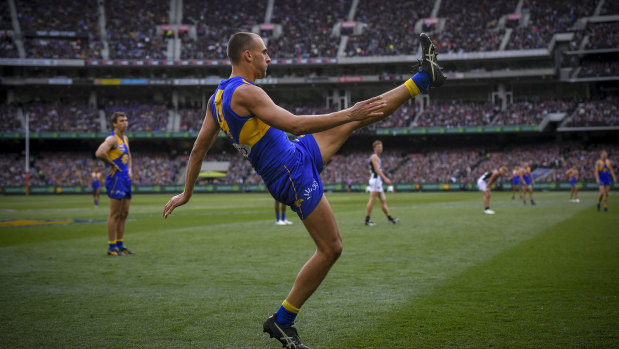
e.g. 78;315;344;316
106;0;168;60
568;97;619;127
16;0;102;59
585;22;619;50
415;101;497;128
0;104;22;132
22;101;100;132
181;0;263;60
266;0;347;58
578;60;619;78
494;99;576;126
346;0;427;57
435;0;513;54
103;100;169;132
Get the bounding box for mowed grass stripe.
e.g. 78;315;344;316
335;199;618;348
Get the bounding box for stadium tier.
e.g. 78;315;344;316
0;0;617;192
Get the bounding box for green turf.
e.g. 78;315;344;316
0;191;617;348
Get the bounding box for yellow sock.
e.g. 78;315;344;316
404;78;421;97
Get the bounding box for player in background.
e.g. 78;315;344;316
565;165;580;202
364;140;398;226
163;32;445;348
95;111;135;256
595;150;616;212
477;167;508;214
275;200;293;225
509;165;522;200
520;162;536;205
91;168;102;207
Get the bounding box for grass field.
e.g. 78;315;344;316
0;191;617;348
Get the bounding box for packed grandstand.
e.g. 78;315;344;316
0;0;617;193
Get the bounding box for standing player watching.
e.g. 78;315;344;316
275;200;293;225
565;165;580;202
521;162;536;205
163;32;445;348
478;167;508;214
509;165;522;200
95;111;135;256
91;168;102;207
364;140;399;226
595;150;616;212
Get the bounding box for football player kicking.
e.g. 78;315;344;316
163;32;445;348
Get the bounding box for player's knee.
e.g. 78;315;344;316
323;239;343;262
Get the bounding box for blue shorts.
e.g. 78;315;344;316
523;176;532;185
264;135;323;220
512;177;520;185
599;175;611;186
106;173;132;199
569;178;577;186
92;180;101;190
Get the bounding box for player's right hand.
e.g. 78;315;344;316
163;193;190;218
108;163;121;176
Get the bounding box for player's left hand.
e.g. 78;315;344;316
348;96;386;121
163;192;190;218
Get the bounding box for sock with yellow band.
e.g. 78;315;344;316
404;71;431;97
275;299;300;326
116;238;124;249
108;240;116;250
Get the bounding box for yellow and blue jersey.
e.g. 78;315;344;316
105;131;132;199
209;77;324;220
567;169;577;185
521;166;532;185
209;77;295;181
106;132;130;175
512;169;520;184
91;171;101;189
597;159;611;184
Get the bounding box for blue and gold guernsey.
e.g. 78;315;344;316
105;131;132;199
91;171;101;190
512;169;520;185
597;159;611;186
210;77;323;219
521;166;532;185
567;169;577;186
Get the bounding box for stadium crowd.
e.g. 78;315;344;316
0;0;615;59
3;143;617;188
103;101;169;132
3;97;619;133
568;97;619;127
21;102;101;132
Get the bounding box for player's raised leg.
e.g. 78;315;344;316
313;33;446;164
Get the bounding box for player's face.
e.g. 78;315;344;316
601;151;607;160
113;116;128;132
251;36;270;79
374;143;383;154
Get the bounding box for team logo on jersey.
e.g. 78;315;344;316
233;143;251;158
295;199;304;207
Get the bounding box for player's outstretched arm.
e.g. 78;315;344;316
163;103;220;218
234;84;386;135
